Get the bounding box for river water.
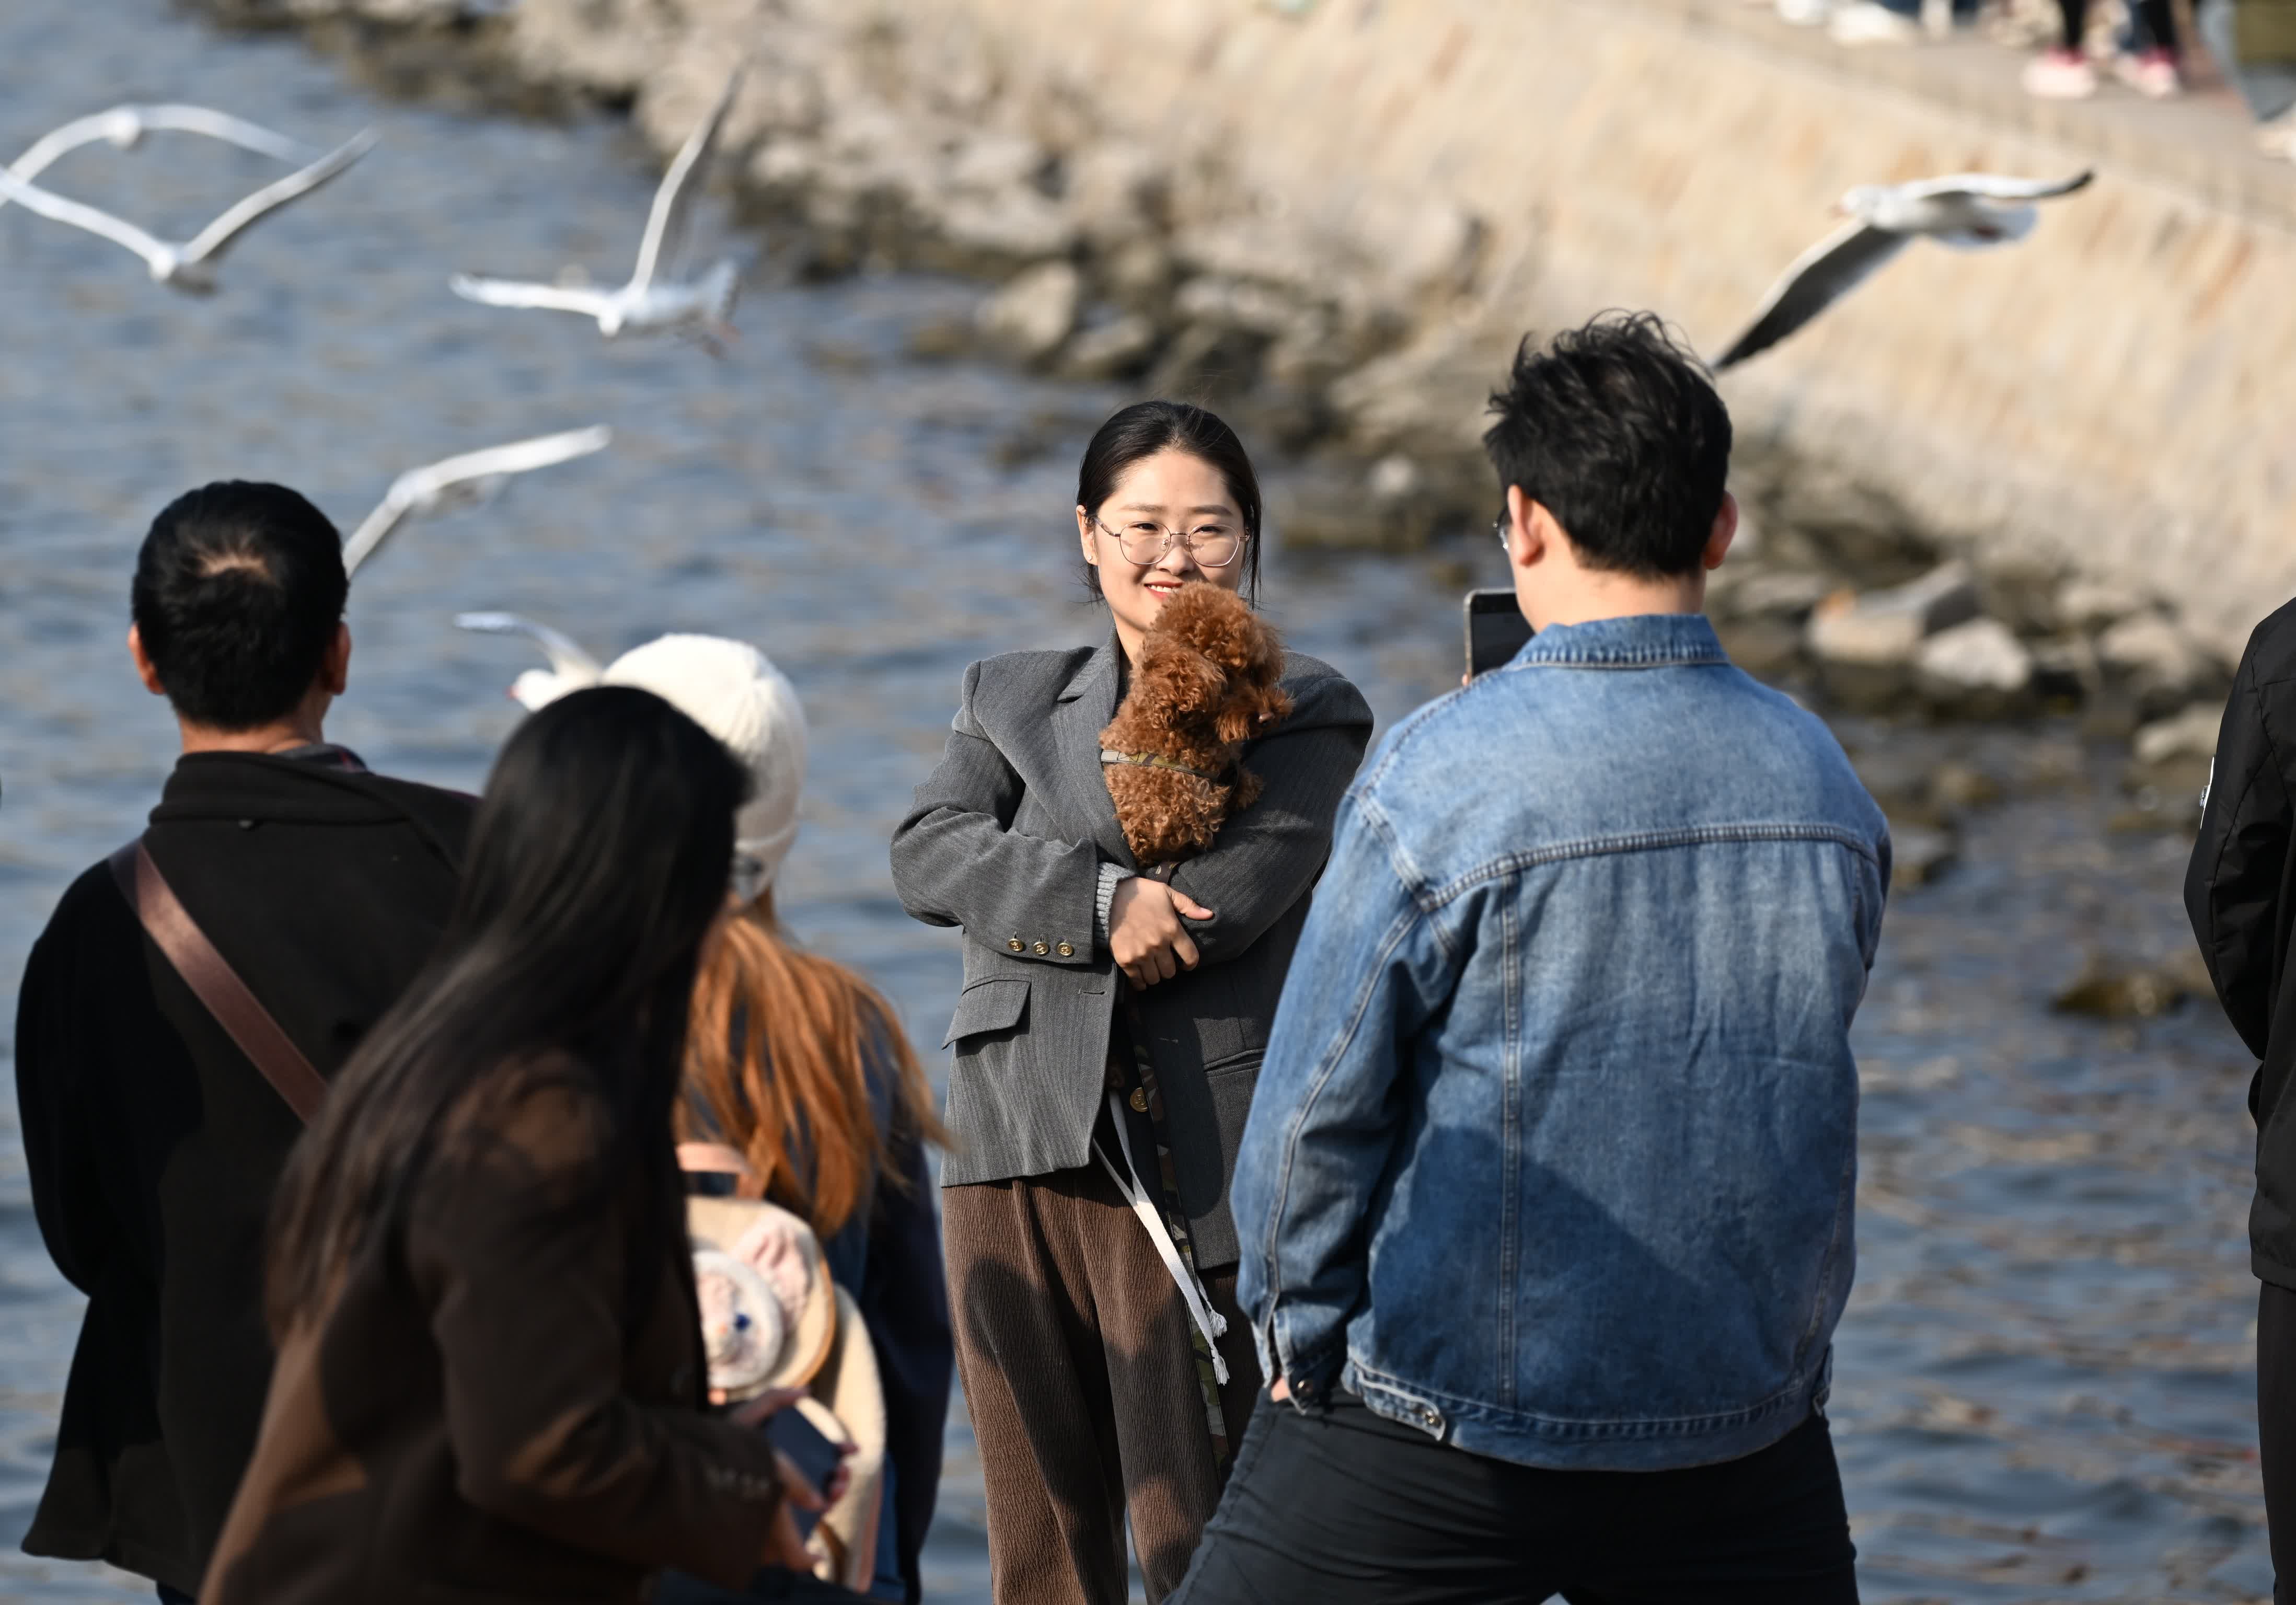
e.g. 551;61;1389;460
0;3;2269;1600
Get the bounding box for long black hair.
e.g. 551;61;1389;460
268;686;749;1332
1076;400;1263;603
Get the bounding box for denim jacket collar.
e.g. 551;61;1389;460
1508;611;1728;669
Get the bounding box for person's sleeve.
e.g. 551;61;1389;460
889;661;1100;968
1228;787;1453;1403
409;1084;783;1587
2187;645;2292;1058
1165;673;1374;966
858;1122;952;1601
15;888;117;1298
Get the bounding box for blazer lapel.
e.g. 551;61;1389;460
1052;639;1137;870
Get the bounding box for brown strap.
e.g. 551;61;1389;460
111;841;330;1125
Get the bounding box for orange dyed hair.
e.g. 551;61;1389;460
682;890;946;1236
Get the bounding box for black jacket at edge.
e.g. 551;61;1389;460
14;752;471;1591
2188;594;2296;1286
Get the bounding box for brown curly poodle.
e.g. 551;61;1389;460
1100;582;1293;868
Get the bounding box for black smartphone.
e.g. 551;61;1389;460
1464;590;1533;679
765;1400;846;1537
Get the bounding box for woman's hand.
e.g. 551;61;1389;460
1109;876;1216;988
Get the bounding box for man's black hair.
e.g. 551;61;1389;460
131;481;349;731
1483;311;1734;578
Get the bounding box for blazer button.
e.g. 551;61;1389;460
1033;941;1050;956
1057;942;1075;957
1128;1088;1148;1113
1008;937;1025;953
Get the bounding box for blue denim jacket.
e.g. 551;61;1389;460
1233;613;1890;1471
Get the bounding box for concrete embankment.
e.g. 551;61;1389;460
204;0;2296;669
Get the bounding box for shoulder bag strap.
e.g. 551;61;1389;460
110;840;330;1125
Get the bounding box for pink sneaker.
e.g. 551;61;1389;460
2023;47;2098;99
2111;47;2180;98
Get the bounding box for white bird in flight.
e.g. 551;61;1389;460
341;425;613;578
454;612;605;711
4;105;308;197
1713;170;2094;371
449;70;743;346
0;126;377;293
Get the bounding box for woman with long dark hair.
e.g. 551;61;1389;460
890;401;1373;1602
205;686;815;1604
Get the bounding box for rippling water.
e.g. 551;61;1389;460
0;4;2269;1600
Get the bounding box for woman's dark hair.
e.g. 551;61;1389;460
267;686;749;1333
1075;400;1263;603
1483;311;1734;579
131;481;348;731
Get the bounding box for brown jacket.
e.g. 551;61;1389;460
203;1070;785;1603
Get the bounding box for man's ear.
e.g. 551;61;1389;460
321;622;352;697
1703;492;1740;573
127;625;167;697
1509;487;1556;570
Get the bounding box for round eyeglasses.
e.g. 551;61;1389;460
1091;514;1244;570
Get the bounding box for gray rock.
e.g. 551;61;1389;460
2133;702;2223;768
934;190;1079;272
1721;569;1836;625
1914;618;2034;714
1065;143;1169;243
1891;824;1958;887
1058;313;1158;379
2097;613;2217;717
2055;576;2149;634
976;260;1082;364
2029;635;2102;703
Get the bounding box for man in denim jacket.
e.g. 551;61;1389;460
1174;314;1890;1603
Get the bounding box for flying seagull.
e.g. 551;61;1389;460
341;425;613;578
1713;170;2094;371
449;70;743;345
454;612;604;711
0;126;377;293
5;105;307;195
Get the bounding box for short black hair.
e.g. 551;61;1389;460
1075;400;1263;604
1483;311;1733;578
131;481;348;730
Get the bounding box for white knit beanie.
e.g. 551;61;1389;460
599;634;809;902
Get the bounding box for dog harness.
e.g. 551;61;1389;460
1100;747;1227;783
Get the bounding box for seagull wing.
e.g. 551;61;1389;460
453;612;606;682
450;272;615;316
1713;223;1910;372
1900;170;2094;204
0;165;172;271
340;493;414;578
405;425;614;494
137;105;309;163
7;110;142;183
629;68;743;293
179;127;377;267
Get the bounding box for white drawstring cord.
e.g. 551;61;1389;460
1094;1092;1230;1384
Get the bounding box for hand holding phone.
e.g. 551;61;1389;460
1464;590;1533;680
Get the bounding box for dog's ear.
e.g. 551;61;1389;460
1164;652;1227;715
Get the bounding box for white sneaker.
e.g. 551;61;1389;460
1775;0;1833;24
1828;2;1922;45
2258;108;2296;162
2022;47;2099;98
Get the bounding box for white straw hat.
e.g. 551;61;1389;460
601;634;809;901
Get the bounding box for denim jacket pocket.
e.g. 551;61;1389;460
942;977;1030;1048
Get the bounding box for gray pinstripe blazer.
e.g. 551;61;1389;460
890;638;1371;1267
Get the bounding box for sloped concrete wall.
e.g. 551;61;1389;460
884;0;2296;656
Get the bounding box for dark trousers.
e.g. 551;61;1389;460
1171;1393;1859;1605
944;1163;1260;1605
2260;1283;2296;1604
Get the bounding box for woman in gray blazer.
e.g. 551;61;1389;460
891;401;1370;1603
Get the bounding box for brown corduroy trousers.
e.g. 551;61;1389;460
944;1160;1262;1605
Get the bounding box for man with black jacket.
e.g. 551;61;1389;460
14;482;473;1601
2188;594;2296;1600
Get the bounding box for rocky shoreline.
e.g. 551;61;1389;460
180;0;2231;951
